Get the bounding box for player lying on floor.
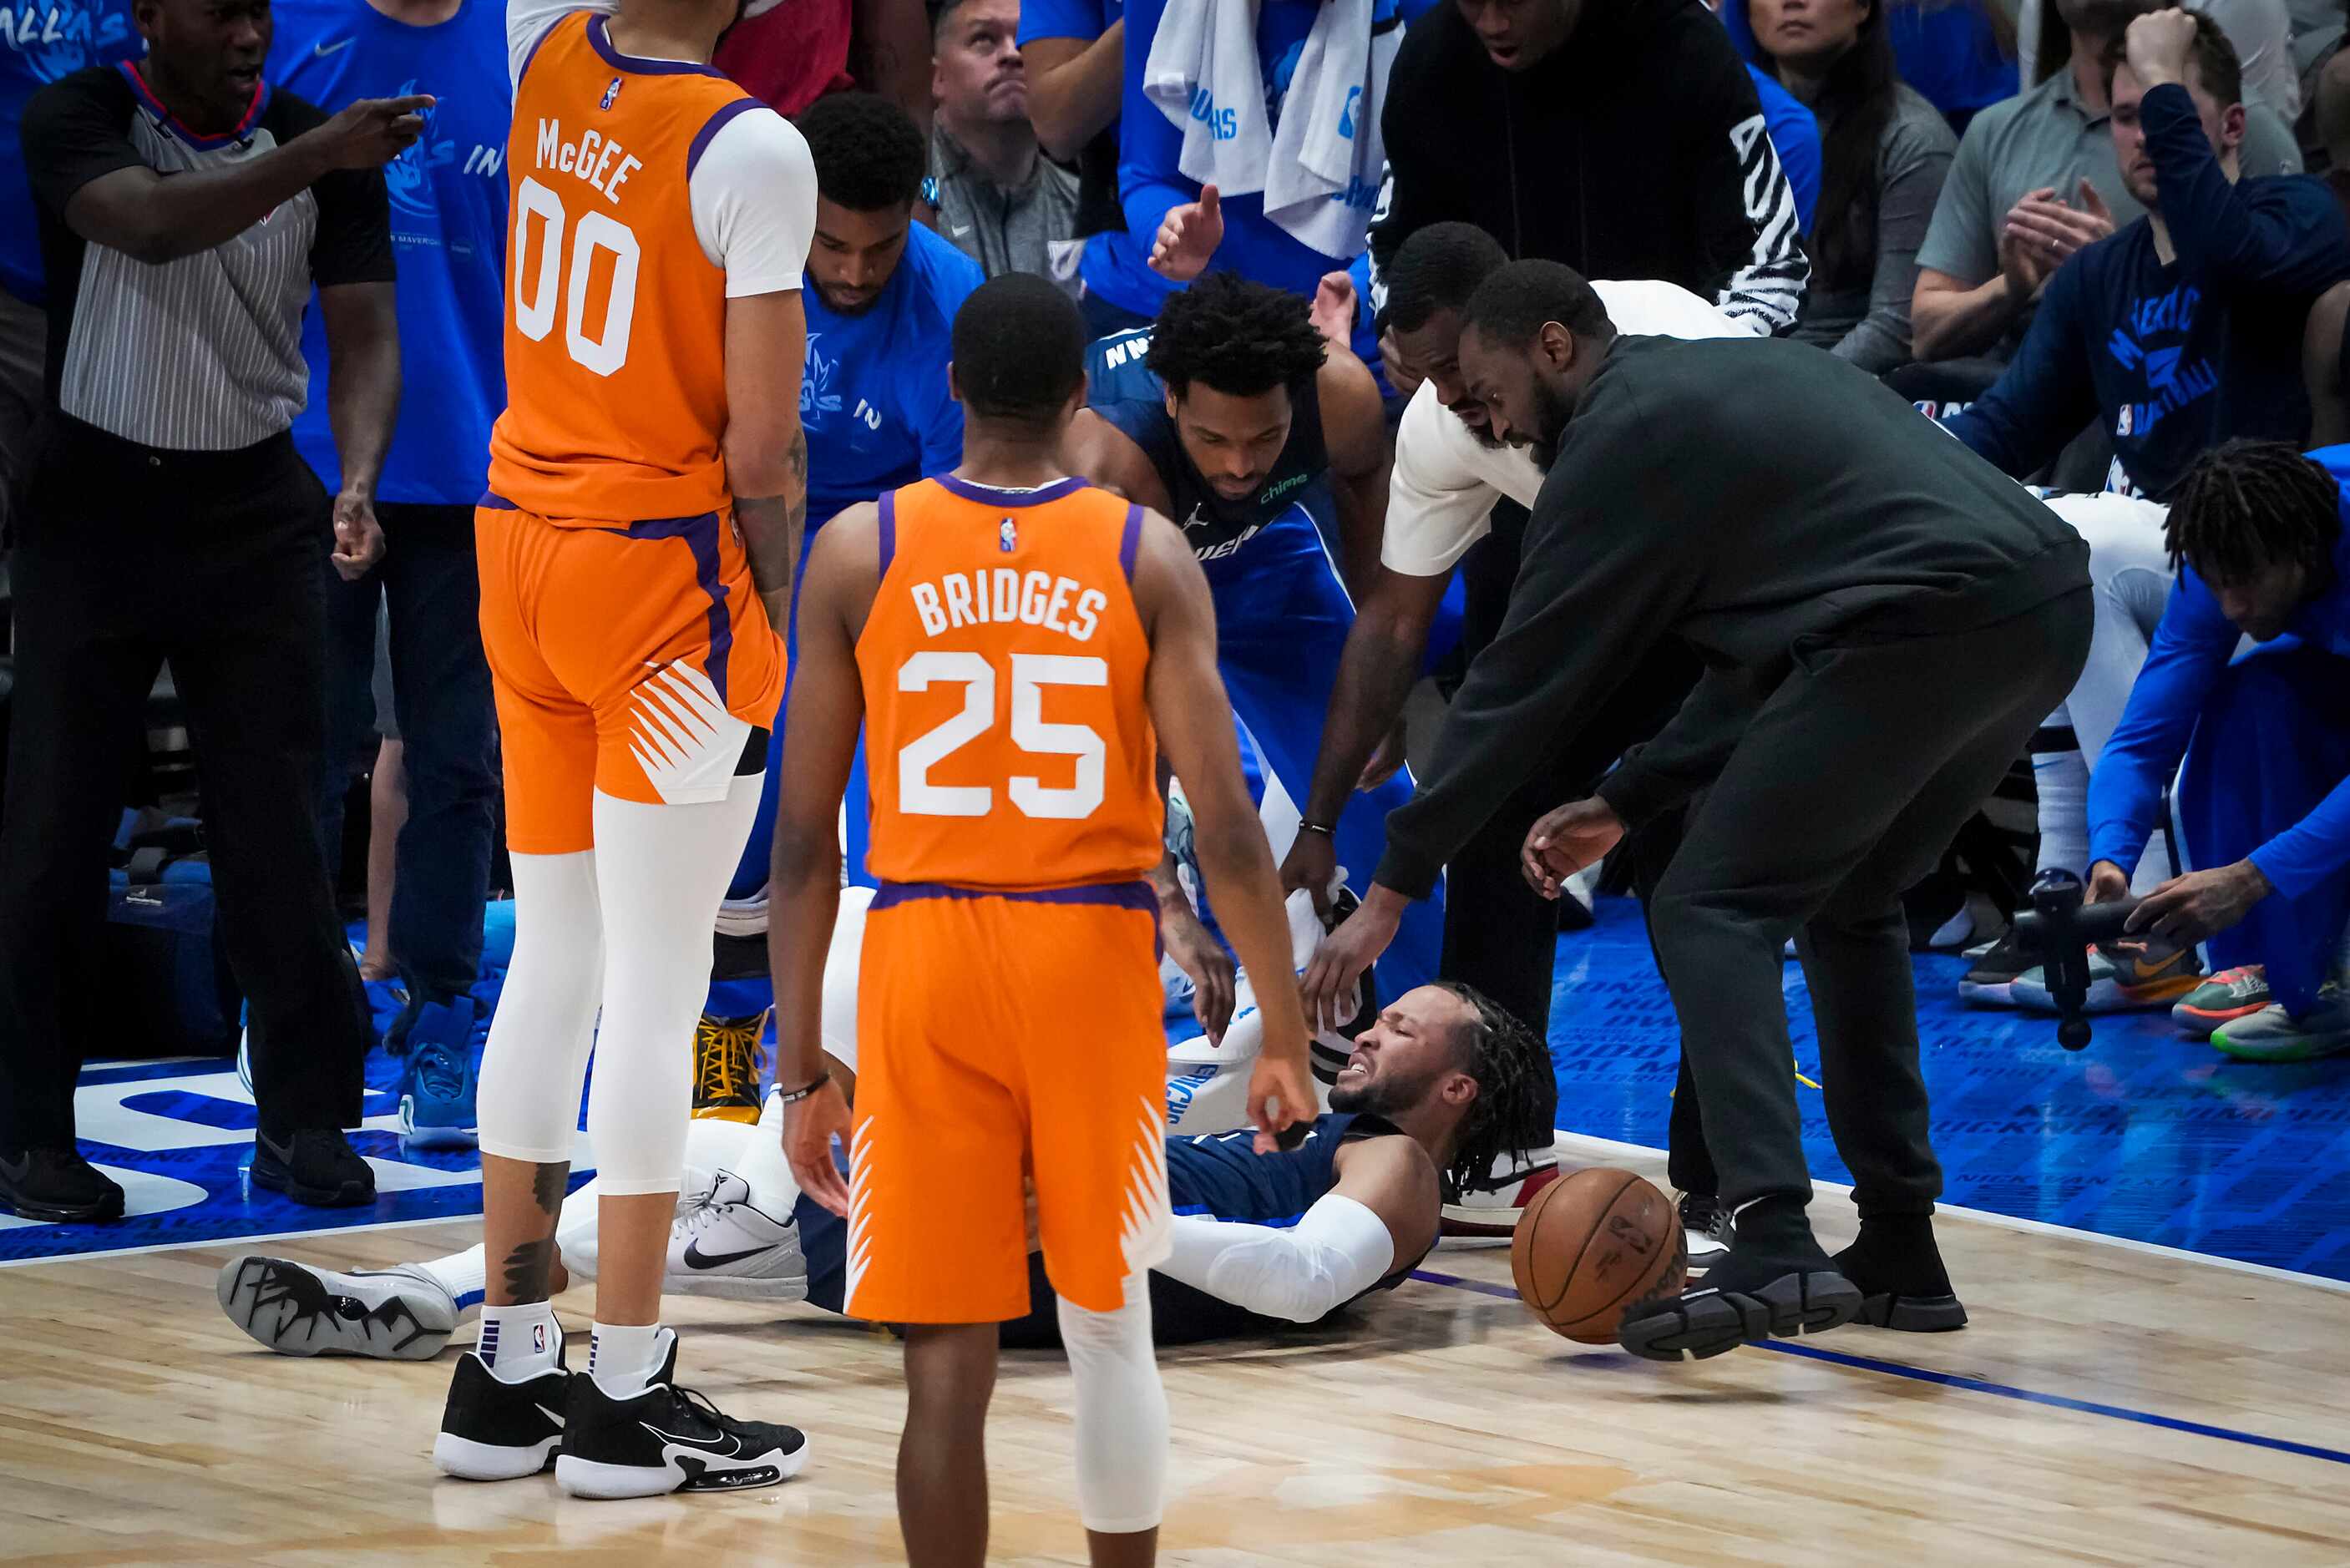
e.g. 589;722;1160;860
217;959;1554;1358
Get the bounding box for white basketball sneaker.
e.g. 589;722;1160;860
1441;1147;1562;1239
663;1171;808;1302
216;1254;458;1359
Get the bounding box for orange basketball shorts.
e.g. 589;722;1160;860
843;881;1172;1323
475;498;785;855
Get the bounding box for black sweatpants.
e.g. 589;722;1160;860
1651;591;2090;1219
0;420;368;1153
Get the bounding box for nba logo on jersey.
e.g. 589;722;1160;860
531;1323;548;1354
599;77;623;110
999;517;1018;552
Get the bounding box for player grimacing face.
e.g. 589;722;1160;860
809;199;913;316
1328;986;1479;1122
1166;383;1297;503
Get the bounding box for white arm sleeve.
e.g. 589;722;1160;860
508;0;607;87
688;108;818;297
1158;1193;1397;1323
818;886;874;1071
1380;383;1508;578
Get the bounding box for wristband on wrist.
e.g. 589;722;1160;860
1297;820;1336;838
773;1070;832;1105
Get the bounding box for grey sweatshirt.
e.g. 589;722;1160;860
1793;85;1957;373
1373;336;2089;898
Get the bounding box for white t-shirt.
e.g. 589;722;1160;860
506;0;814;296
1380;279;1758;578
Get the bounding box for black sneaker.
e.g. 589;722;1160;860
1616;1246;1861;1362
1834;1218;1968;1333
252;1127;376;1207
433;1341;573;1480
1677;1191;1732;1277
0;1146;126;1223
1957;928;2031;1006
555;1331;809;1499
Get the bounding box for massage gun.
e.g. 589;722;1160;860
2007;870;2145;1050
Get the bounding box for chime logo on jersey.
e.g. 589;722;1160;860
999;517;1017;552
599;77;622;111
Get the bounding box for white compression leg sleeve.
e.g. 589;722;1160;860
1057;1272;1167;1535
585;776;764;1195
476;850;605;1165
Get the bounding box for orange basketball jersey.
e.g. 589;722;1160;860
858;476;1162;891
488;13;752;524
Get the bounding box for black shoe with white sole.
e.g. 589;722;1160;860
1677;1191;1732;1277
252;1128;375;1207
216;1255;458;1359
433;1345;573;1480
1617;1249;1862;1362
555;1332;808;1499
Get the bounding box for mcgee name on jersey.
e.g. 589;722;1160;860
907;567;1111;643
533;117;641;204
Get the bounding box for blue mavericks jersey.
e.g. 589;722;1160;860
1086;326;1327;558
268;0;509;505
3;0;143;303
803;221;980;529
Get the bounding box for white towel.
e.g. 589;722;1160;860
1264;0;1400;259
1141;0;1273;200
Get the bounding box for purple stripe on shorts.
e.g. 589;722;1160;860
871;879;1158;915
619;511;732;705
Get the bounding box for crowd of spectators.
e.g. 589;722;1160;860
3;0;2348;1229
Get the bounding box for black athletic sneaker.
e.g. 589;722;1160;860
555;1333;809;1499
1616;1247;1862;1362
0;1146;125;1223
1677;1191;1732;1277
433;1343;574;1480
1957;928;2032;1006
251;1127;376;1207
1835;1218;1968;1333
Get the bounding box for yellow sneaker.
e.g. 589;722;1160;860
692;1012;768;1123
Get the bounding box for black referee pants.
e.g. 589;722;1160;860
0;421;368;1154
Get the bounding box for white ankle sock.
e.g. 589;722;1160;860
416;1245;488;1311
589;1322;669;1400
478;1301;560;1382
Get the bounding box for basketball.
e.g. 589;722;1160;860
1510;1168;1687;1344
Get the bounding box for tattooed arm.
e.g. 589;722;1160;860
726;291;813;638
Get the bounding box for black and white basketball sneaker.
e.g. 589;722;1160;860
555;1331;809;1500
433;1342;573;1480
216;1254;458;1359
1678;1192;1733;1278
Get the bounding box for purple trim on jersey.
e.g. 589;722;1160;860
1120;503;1142;581
589;14;727;77
610;510;733;703
929;473;1091;508
478;490;520;510
119;63;271;150
686;97;762;180
877;490;898;578
871;879;1158;915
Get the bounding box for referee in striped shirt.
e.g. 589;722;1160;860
0;0;430;1223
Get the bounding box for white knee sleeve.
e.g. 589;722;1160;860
584;777;763;1195
478;851;605;1165
1057;1272;1166;1535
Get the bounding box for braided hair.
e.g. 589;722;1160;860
2165;440;2342;584
1426;980;1554;1199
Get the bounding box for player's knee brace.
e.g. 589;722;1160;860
1056;1273;1166;1534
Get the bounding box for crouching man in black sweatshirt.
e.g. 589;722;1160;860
1303;260;2093;1363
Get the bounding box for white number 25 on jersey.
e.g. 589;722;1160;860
897;651;1107;820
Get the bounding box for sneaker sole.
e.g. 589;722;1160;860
2171;1004;2271;1038
2013;975;2203;1014
433;1431;561;1481
1853;1291;1968;1333
399;1124;481;1155
555;1439;809;1500
2210;1030;2350;1064
0;1186;124;1224
215;1255;456;1359
664;1271;813;1304
689;1106;762;1125
1956;979;2021;1006
1617;1271;1861;1362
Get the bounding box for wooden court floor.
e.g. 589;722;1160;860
5;1134;2348;1567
